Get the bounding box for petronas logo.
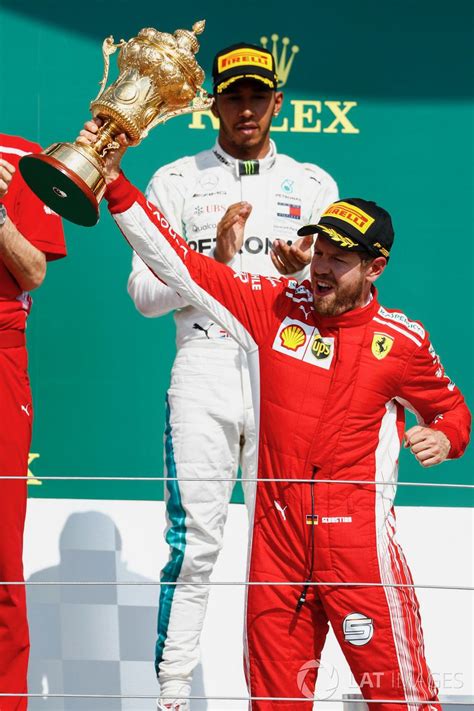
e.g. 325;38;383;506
260;34;299;87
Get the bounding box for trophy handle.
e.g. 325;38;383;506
91;36;126;105
140;91;214;139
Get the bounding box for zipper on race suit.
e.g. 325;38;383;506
296;466;318;611
296;326;341;610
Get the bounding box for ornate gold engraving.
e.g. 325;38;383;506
19;21;213;226
90;21;213;145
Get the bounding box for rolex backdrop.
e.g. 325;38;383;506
1;1;473;708
0;0;472;506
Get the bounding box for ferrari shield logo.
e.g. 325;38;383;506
371;332;394;360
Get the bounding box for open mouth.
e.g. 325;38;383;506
314;279;335;297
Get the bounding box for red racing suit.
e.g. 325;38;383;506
0;134;66;710
106;174;471;711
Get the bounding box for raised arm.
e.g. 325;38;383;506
77;121;286;347
107;172;286;352
127;252;185;317
127;168;187;317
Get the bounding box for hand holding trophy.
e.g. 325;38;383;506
19;22;213;226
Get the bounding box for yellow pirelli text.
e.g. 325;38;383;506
218;48;273;72
323;201;374;234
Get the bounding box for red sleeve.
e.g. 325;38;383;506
1;135;67;261
397;334;471;459
106;172;288;351
14;172;67;261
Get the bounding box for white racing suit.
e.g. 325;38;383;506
127;140;338;700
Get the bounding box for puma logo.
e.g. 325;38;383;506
193;322;212;339
274;500;288;521
21;404;31;416
299;305;312;320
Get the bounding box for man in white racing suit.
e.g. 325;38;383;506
125;43;338;710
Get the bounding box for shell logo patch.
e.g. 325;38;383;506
323;201;375;234
273;318;335;369
280;324;307;351
371;332;394;360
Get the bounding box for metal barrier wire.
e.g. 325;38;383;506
0;694;472;704
3;472;470;704
2;474;472;591
1;476;473;488
2;580;473;591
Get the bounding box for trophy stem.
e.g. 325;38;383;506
92;119;121;155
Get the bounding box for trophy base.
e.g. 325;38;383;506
19;143;106;227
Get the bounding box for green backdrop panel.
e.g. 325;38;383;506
0;1;472;506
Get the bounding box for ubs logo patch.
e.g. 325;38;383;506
273;318;334;370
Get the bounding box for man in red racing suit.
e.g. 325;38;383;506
104;172;470;711
0;134;66;710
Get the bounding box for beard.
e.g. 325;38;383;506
313;271;366;316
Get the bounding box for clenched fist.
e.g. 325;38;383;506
404;425;451;467
0;159;15;199
76;118;130;184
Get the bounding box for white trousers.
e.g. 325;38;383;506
156;343;256;699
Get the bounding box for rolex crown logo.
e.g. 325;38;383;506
260;33;299;88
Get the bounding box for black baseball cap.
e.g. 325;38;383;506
212;42;278;94
298;198;394;259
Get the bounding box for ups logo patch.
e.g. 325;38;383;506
273;317;334;370
311;336;332;360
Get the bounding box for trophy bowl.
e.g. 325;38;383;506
19;22;213;227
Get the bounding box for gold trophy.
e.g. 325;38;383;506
19;22;213;227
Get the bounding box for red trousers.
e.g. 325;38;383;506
0;341;31;711
245;482;440;711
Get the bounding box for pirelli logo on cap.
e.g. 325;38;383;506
218;48;273;72
323;201;375;234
